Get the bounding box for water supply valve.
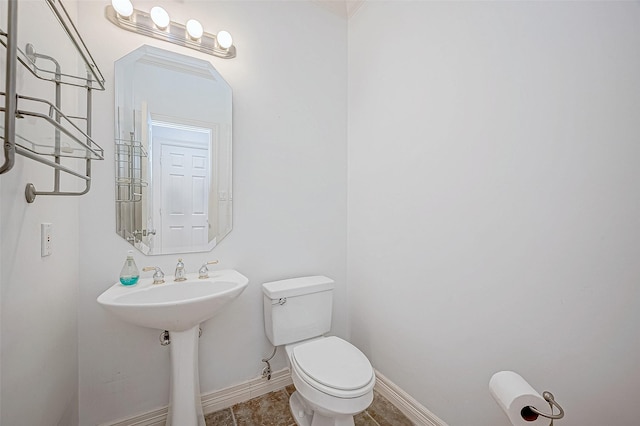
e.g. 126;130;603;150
159;330;170;346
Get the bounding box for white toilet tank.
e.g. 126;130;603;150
262;276;334;346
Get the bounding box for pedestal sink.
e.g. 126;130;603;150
97;269;248;426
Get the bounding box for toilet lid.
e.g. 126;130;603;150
292;336;373;391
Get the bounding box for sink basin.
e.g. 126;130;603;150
98;268;248;426
97;269;248;331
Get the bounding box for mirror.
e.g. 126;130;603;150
114;45;232;255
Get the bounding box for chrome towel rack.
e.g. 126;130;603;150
0;0;105;202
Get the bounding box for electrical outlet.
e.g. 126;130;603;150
41;223;52;257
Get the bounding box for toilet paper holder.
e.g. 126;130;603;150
524;391;565;425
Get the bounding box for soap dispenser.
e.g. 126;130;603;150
119;250;140;286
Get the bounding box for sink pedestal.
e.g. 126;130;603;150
96;270;249;425
167;325;205;426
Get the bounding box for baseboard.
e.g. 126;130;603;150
104;368;447;426
104;369;292;426
201;368;293;414
104;407;167;426
373;370;448;426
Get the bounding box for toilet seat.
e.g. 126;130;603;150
290;336;375;399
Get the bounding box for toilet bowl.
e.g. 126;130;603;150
286;337;375;426
262;276;376;426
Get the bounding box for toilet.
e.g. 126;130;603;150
262;276;375;426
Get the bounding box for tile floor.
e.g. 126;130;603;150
204;385;414;426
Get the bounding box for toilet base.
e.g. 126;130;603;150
289;391;355;426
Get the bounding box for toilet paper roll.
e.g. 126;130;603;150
489;371;549;426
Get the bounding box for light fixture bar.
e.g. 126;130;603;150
105;5;236;59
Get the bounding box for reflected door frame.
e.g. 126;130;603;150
149;120;215;253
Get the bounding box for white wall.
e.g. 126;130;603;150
77;1;347;424
0;1;81;425
5;2;638;425
348;2;640;425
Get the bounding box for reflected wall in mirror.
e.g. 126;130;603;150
115;45;232;255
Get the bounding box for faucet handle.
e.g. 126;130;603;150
142;266;165;284
198;260;219;279
174;258;187;282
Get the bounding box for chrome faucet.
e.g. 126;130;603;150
142;266;165;284
174;258;186;281
198;260;219;279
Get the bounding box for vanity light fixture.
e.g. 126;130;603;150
186;19;204;40
105;2;236;59
111;0;133;18
149;6;170;30
216;30;233;50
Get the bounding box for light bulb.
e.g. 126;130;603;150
186;19;204;40
216;30;233;49
150;6;170;30
112;0;133;18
